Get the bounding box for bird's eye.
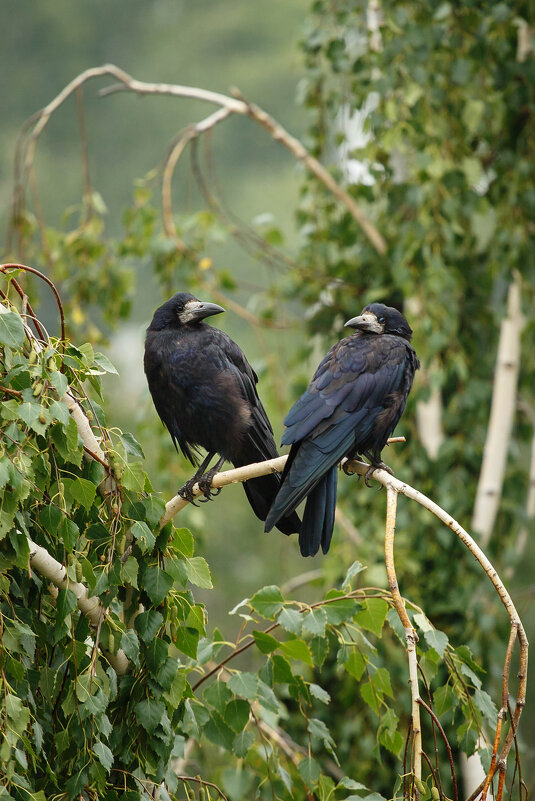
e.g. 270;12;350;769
378;316;385;324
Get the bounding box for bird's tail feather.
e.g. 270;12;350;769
299;465;338;556
234;443;300;536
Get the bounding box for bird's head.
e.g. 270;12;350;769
345;302;413;341
148;292;225;330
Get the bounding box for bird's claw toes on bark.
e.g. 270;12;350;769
178;480;200;505
364;461;393;487
197;472;221;502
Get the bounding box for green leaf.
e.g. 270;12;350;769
204;710;235;751
143;566;173;605
134;699;164;733
94;352;119;374
39;503;62;535
121;556;139;588
323;592;358;624
141;495;166;527
56;588;78;623
17;401;48;435
227;671;260;701
271;654;294;684
119;430;144;458
433;684;458;718
302;607;328;637
280;638;313;666
233;729;255;758
49;399;71;427
69;477;97;510
204;681;232;713
341;560;365;589
356;598;389;637
249;585;284;619
361;680;381;716
344;650;367;681
253;630;279;654
174;625;199;659
372;668;394;699
93;740;113;771
6;693;30;735
59;517;79;552
277;607;303;635
298;756;320;787
473;689;498;728
172;526;194;557
131;520;155;553
50;371;69;397
224;698;250;732
337;777;368;791
423;628;449;657
134;610;163;643
0;311;25;348
308;717;336;753
309;683;330;704
121;461;146;492
183;556;212;589
120;629;140;667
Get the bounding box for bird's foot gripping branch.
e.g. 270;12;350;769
0;266;528;800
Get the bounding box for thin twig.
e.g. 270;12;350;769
416;698;458;801
1;263;66;343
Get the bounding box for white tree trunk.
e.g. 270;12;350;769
472;278;523;545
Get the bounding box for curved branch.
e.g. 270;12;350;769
162;451;528;782
14;63;386;255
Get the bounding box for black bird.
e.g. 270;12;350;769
265;303;419;556
144;292;300;535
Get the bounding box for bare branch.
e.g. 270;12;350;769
14;64;385;255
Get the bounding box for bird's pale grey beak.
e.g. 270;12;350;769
187;300;225;321
344;311;382;333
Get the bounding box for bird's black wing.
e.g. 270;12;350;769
266;334;413;529
144;332;201;465
208;330;280;461
201;329;300;534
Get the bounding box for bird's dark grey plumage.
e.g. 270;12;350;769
265;302;419;556
144;292;300;535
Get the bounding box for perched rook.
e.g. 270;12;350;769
144;292;300;535
265;303;419;556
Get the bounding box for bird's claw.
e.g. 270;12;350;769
178;478;200;505
364;461;393;487
197;470;221;502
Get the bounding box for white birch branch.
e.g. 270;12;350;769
472;277;523;545
27;537;129;675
